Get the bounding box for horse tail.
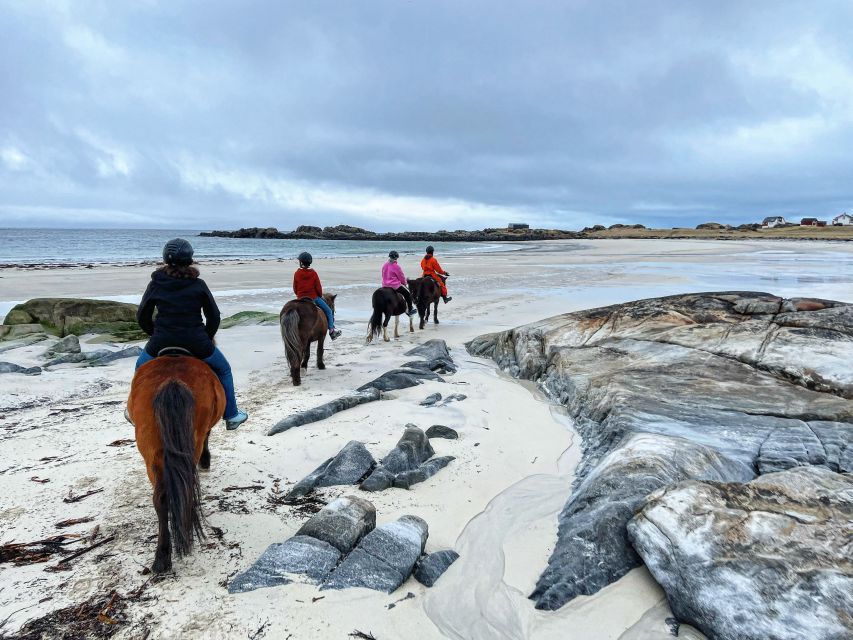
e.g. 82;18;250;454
281;308;302;370
366;290;383;343
154;380;204;557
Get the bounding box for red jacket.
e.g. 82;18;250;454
293;268;323;299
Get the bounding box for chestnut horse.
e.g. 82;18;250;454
366;287;414;343
280;293;337;386
408;277;441;329
128;355;225;573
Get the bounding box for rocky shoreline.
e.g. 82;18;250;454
468;291;852;640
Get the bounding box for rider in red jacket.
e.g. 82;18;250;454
420;246;452;303
293;251;341;339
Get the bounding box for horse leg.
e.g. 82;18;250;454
152;477;171;573
317;333;326;370
199;433;211;471
409;311;414;333
434;299;440;324
383;313;391;342
302;341;310;370
394;314;400;339
424;303;430;329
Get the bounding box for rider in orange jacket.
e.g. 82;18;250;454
421;246;452;303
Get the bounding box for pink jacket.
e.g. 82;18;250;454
382;261;407;289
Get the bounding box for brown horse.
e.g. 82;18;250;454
367;287;414;343
127;356;225;573
408;277;442;329
280;293;337;386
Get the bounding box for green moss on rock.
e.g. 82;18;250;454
3;298;139;337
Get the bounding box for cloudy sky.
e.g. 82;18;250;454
2;1;852;231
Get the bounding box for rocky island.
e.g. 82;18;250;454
468;291;852;640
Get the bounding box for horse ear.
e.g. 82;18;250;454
331;294;337;300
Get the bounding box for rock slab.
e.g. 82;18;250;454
286;441;376;499
322;515;429;593
628;466;853;640
295;495;376;554
414;550;459;587
360;426;454;492
268;388;381;435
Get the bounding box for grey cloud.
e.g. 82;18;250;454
1;0;852;230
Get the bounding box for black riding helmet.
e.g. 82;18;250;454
298;251;313;266
425;245;434;255
163;238;194;266
388;250;399;260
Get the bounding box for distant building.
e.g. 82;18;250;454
832;213;853;226
761;216;786;228
507;223;530;230
801;218;819;226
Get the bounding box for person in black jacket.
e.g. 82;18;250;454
133;238;248;430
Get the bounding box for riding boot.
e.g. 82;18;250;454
329;328;342;340
442;295;453;303
407;306;417;316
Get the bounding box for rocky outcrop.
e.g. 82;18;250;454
628;466;853;640
200;226;580;242
468;292;853;613
360;426;454;492
3;298;143;339
356;367;444;393
285;441;376;499
219;311;279;328
425;425;458;439
229;496;375;593
42;345;141;368
231;497;443;596
322;516;428;592
0;362;42;375
414;550;459;587
268;388;381;435
42;335;81;357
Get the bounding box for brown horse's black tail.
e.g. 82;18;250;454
367;289;384;343
281;308;302;370
154;380;204;557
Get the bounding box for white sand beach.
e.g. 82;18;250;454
1;239;851;639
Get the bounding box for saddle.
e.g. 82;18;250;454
156;346;196;358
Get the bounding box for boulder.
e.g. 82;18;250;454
87;345;142;366
360;426;453;492
356;367;443;393
0;362;42;375
44;352;89;367
420;393;442;406
468;292;853;611
295;495;376;554
286;441;376;499
322;515;429;592
0;333;49;354
42;334;81;357
220;311;279;329
268;388;381;435
425;425;458;439
414;550;459;587
0;324;45;341
628;466;853;640
2;298;141;338
405;340;451;361
228;535;341;593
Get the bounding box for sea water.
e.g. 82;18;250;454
0;228;514;265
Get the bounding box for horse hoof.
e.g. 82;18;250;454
152;559;171;574
318;364;326;370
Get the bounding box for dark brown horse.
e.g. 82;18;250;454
127;356;225;573
408;277;441;329
280;293;337;385
367;287;414;343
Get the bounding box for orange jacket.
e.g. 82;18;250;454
421;255;446;278
293;267;323;299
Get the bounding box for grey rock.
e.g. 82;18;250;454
296;495;376;554
228;535;341;593
268;388;381;435
361;426;453;492
87;345;142;366
322;515;428;592
44;352;89;367
425;425;458;439
405;339;450;361
0;324;46;342
42;334;81;357
440;393;466;405
468;292;853;611
356;367;443;393
286;441;376;499
0;332;49;353
0;361;42;375
628;466;853;640
420;393;442;406
414;550;459;587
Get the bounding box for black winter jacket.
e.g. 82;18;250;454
137;270;220;358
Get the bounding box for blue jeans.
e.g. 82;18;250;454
135;347;239;420
314;297;335;330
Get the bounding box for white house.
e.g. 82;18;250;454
761;216;786;228
832;212;853;226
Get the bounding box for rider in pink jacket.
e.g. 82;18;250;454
382;251;417;316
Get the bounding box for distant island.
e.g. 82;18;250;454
200;221;853;242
